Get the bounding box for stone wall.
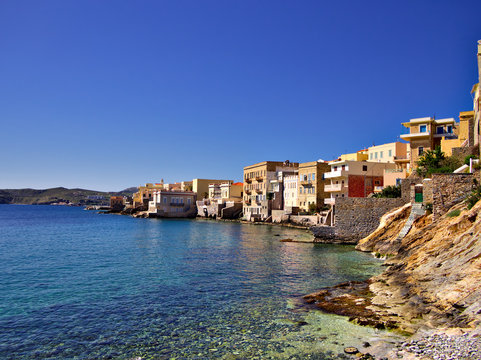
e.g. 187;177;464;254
401;176;423;203
334;198;406;242
311;197;406;244
432;173;475;220
271;211;319;226
289;215;319;226
422;178;433;206
221;202;243;219
452;145;479;159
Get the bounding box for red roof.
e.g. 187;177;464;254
233;182;243;186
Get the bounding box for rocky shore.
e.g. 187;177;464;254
302;199;481;359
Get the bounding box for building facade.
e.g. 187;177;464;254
148;190;197;218
400;117;458;169
193;179;233;199
324;160;396;205
283;175;298;208
243;161;299;220
297;160;331;212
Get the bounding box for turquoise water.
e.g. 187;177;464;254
0;205;397;359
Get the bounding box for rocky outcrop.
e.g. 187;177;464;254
306;199;481;335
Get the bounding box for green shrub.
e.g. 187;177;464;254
464;155;478;165
373;185;401;198
466;184;481;209
446;209;461;217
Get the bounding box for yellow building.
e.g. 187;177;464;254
440;111;475;156
339;149;368;162
243;161;298;220
133;182;164;207
400;117;458;168
297;160;331;212
193;179;233;199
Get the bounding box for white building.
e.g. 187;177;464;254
283;174;298;208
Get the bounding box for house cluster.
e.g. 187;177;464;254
111;41;481;223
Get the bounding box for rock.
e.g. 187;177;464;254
344;347;359;354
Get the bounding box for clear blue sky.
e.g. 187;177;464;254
1;0;480;191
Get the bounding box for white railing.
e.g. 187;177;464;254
324;170;345;179
324;184;342;192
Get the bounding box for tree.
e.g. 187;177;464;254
416;147;445;178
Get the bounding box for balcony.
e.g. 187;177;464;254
170;202;184;206
324;183;342;192
245;178;252;183
394;155;409;162
245;189;251;194
400;131;430;140
300;180;313;186
255;188;263;193
324;170;347;179
255;176;264;181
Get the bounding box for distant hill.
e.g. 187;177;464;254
0;187;137;205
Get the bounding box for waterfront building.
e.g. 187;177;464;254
283;174;299;209
400;117;459;169
193;179;233;199
243;160;299;221
297;160;331;212
324;160;396;205
110;196;125;211
133;183;164;208
148;190;197;218
199;181;244;219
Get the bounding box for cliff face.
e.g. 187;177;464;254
360;201;481;333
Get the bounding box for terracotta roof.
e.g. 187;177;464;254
233;182;243;186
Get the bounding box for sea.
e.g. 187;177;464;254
0;205;401;359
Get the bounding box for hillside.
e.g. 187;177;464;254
0;187;137;205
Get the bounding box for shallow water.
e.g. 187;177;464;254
0;205;401;359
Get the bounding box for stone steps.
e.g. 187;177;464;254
396;203;425;241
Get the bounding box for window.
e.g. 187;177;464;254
436;126;444;134
163;197;167;204
447;125;453;133
418;147;424;156
362;165;368;171
380;151;383;158
312;173;315;181
375;152;378;159
388;149;392;157
420;125;427;133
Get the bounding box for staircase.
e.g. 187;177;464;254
396;203;425;241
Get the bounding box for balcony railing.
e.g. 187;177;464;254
300;180;313;186
255;176;264;181
255;188;263;193
245;189;251;194
245;178;252;183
